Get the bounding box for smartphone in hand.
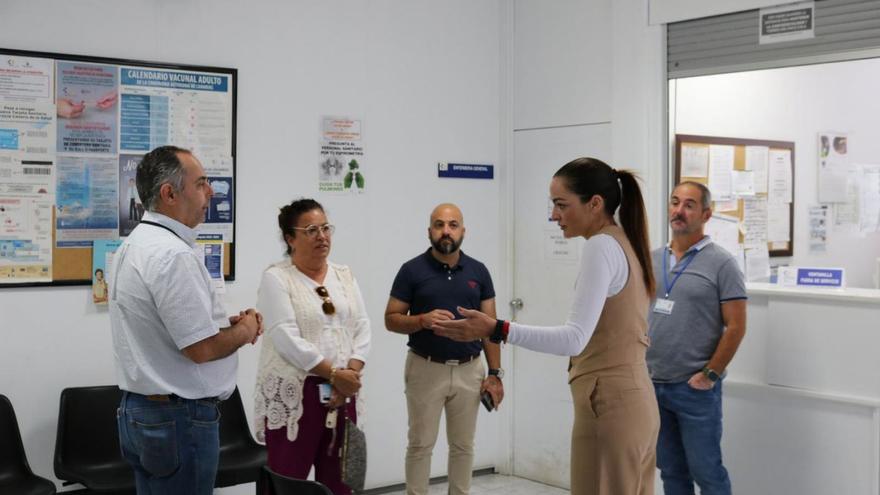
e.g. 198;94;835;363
480;390;495;412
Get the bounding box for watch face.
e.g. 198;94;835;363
490;368;505;379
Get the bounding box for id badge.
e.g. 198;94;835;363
653;298;675;315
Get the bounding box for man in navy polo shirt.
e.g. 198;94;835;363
385;203;503;495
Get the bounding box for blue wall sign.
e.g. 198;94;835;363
796;268;844;288
438;162;494;179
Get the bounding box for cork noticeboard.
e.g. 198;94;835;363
0;47;237;288
674;134;794;257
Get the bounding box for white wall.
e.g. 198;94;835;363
509;0;665;490
673;59;880;288
0;0;505;491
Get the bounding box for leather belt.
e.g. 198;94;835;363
410;348;480;366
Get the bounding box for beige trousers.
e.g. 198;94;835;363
404;351;484;495
570;366;660;495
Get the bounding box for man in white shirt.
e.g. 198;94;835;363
110;145;262;495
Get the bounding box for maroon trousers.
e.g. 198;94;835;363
265;376;358;495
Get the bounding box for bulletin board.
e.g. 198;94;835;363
675;134;795;257
0;48;237;288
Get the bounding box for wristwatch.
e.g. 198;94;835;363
488;368;505;379
702;367;720;382
490;319;506;344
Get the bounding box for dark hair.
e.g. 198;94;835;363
676;181;712;210
136;145;190;211
94;268;104;276
553;157;655;295
278;198;325;254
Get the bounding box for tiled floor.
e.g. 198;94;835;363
381;474;569;495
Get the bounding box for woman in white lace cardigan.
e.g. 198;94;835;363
254;198;371;495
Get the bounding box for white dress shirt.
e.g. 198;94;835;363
109;211;235;399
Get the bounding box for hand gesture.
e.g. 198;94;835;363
95;90;118;110
333;368;361;397
432;306;494;341
419;309;456;330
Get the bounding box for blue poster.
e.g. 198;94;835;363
55;61;118;154
56;156;119;247
206;177;233;224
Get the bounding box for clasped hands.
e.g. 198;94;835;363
327;368;361;409
228;308;263;344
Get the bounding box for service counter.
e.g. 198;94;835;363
722;283;880;494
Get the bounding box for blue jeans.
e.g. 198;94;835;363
654;380;731;495
117;391;221;495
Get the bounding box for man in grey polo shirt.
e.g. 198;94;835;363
110;145;262;495
647;181;747;495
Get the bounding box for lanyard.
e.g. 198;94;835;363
662;246;699;298
139;220;184;242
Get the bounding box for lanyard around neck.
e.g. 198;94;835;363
662;246;699;298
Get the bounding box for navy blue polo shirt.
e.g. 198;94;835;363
390;248;495;360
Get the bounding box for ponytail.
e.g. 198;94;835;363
616;170;655;296
554;158;655;296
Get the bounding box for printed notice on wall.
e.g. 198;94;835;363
55;61;118;154
119;67;232;158
808;205;829;254
818;132;849;203
544;230;579;263
759;1;814;45
319;116;365;194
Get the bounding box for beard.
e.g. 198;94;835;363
431;234;462;255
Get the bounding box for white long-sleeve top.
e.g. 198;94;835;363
256;262;371;372
508;234;628;356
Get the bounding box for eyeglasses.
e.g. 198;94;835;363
315;286;336;315
293;223;335;238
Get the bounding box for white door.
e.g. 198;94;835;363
509;124;612;487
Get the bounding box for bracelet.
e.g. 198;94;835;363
490;319;509;344
329;366;338;386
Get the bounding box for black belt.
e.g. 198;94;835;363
410;348;480;366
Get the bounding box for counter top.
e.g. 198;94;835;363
747;282;880;303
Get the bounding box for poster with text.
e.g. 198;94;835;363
319;116;365;194
55;62;118;154
56;155;119;246
0;197;52;283
0;55;54;101
119;67;232;158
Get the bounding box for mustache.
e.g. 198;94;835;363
670;215;686;223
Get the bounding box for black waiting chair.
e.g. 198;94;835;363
258;465;334;495
216;387;267;487
54;385;135;493
0;394;57;495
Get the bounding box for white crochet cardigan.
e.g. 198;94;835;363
253;260;365;442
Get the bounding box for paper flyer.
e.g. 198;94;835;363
818;132;849;203
119;67;232;157
319;116;365;194
197;176;234;242
55;61;118;154
0;55;54;101
56;155;119;247
92;239;122;305
197;236;225;293
118;154;144;237
0;197;52;283
808;204;829;254
0;101;56;155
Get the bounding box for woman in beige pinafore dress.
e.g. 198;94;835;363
435;157;660;495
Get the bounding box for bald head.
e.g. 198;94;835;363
428;203;465;255
430;203;463;225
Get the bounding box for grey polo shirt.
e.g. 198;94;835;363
646;237;747;383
